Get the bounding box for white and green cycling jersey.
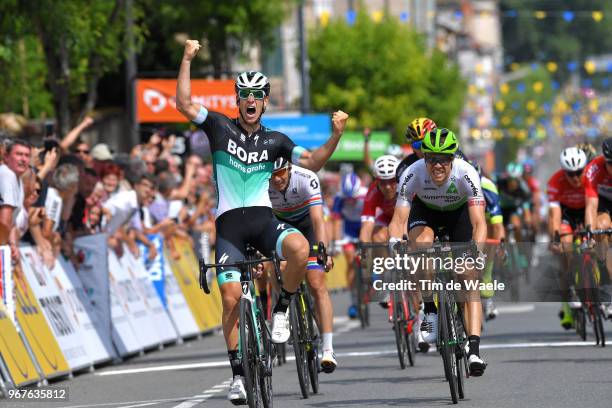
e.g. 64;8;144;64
397;158;485;211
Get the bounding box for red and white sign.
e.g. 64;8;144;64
136;79;238;123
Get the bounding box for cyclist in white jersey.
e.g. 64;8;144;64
389;128;488;377
268;158;337;372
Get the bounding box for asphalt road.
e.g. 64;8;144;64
3;293;612;408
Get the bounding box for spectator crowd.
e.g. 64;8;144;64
0;118;217;270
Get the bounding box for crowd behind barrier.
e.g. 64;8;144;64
0;122;348;392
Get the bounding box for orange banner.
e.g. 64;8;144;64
136;79;238;123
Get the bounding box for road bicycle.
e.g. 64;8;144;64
199;245;279;408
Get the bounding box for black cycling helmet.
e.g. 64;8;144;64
273;157;291;172
602;138;612;161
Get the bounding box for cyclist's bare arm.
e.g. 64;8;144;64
310;205;328;247
468;204;487;245
548;205;562;238
176;39;203;121
298;111;348;171
585;196;598;228
389;206;409;241
359;220;375;243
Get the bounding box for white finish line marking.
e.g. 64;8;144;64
170;378;231;408
96;340;600;377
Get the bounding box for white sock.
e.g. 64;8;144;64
322;332;333;351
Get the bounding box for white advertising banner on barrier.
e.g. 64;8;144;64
74;234;140;357
163;258;199;338
108;251;161;349
19;246;92;370
120;248;177;344
0;245;14;324
57;257;115;363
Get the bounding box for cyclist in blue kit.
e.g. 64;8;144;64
176;39;348;404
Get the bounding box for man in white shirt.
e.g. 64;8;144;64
0;139;31;260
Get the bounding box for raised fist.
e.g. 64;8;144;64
332;110;349;135
183;40;202;61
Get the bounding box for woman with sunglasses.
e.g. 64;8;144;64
547;147;588;329
389;128;488;377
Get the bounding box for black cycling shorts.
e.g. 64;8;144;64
560;205;585;231
597;196;612;215
215;207;301;286
282;216;323;271
408;197;472;242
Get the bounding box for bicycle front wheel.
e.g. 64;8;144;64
392;290;407;369
256;298;273;408
240;297;260;408
438;292;459;404
290;298;310;398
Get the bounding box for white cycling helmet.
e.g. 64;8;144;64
235;71;270;95
341;172;362;198
373;155;399;180
560;147;587;172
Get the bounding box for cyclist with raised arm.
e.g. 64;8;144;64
268;157;337;373
332;172;367;318
547;147;588;329
176;40;348;403
389;128;488;376
582;138;612;317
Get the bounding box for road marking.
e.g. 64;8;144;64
93;339;601;378
96;361;229;376
58;397;208;408
117;403;158;408
496;304;535;314
337;320;361;333
170;378;231;408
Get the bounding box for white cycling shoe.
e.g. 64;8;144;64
321;349;337;373
228;376;247;405
271;311;290;344
420;313;438;344
467;354;487;377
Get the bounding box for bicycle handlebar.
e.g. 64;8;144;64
199;255;276;295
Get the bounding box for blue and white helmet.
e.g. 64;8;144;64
235;71;270;96
341;172;362;198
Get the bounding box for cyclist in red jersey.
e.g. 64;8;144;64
548;147;587;328
360;155;399;243
583;138;612;314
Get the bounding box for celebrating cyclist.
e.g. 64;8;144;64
547;147;588;328
268;157;337;373
176;39;348;403
389;128;488;376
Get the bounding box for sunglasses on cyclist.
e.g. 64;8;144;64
565;169;583;178
411;140;422;150
272;167;290;177
424;155;453;166
238;89;266;100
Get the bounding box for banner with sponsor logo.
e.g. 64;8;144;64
139;233;166;307
57;257;115;363
329;131;391;161
12;262;69;379
108;251;161;349
73;235;122;355
136;79;237;122
0;245;14;324
0;303;40;387
262;114;331;149
19;246;92;370
166;237;222;332
120;247;177;344
162;258;200;338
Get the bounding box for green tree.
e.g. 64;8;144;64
501;0;612;83
308;11;465;141
138;0;295;77
0;0;145;136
